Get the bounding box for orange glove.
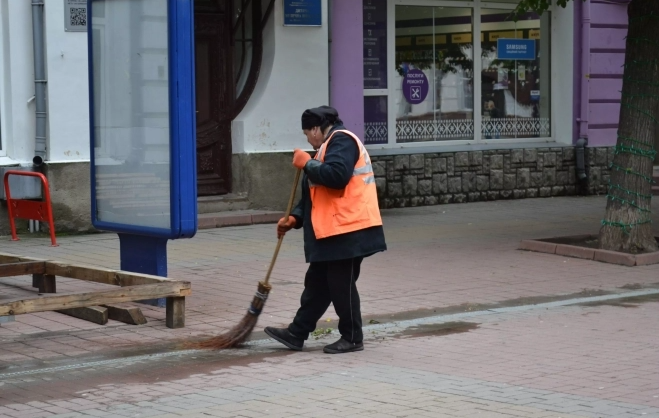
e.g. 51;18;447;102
277;216;296;238
293;149;311;169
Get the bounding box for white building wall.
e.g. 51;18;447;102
232;0;330;153
44;0;90;162
0;0;89;165
0;0;35;164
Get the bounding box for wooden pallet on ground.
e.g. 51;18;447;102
0;252;190;328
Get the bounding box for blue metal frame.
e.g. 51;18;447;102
87;0;197;240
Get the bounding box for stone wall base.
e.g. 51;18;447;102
370;147;612;209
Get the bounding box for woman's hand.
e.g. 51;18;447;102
277;216;297;238
293;149;311;169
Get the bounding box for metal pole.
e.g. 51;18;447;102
31;0;47;166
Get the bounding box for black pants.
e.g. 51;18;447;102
288;257;364;343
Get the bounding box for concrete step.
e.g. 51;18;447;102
197;193;250;214
198;210;284;230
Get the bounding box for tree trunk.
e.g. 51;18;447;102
599;0;659;253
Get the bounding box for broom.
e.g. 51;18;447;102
189;168;302;349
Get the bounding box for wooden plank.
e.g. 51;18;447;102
166;297;185;329
114;271;181;287
39;274;56;294
0;282;191;316
33;273;43;288
44;263;120;285
45;262;179;286
57;306;108;325
103;304;147;325
0;254;28;264
0;261;46;277
0;253;46;261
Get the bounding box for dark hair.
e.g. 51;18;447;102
301;106;343;130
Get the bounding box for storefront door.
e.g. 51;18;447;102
194;0;234;196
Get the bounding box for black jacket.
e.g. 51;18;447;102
291;125;387;263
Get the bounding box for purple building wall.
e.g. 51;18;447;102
330;0;364;139
579;0;629;146
330;0;628;147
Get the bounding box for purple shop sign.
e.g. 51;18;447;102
403;69;429;104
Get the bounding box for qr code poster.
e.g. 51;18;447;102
64;0;87;32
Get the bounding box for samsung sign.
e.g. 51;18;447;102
496;38;536;60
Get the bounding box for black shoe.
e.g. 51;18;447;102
323;338;364;354
264;327;304;351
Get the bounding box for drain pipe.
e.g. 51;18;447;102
31;0;47;167
578;0;590;143
573;0;590;185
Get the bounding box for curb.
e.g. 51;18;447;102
519;235;659;267
198;211;285;230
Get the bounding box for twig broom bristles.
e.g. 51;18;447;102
188;168;302;349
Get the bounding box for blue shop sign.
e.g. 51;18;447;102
284;0;322;26
497;38;536;60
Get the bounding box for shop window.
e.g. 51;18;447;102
363;0;388;145
364;96;388;145
480;9;551;139
360;1;553;147
395;6;474;143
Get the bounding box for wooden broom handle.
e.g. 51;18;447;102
264;168;302;285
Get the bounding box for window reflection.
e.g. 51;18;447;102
395;6;474;143
481;9;551;139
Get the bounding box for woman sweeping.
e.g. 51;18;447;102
264;106;387;354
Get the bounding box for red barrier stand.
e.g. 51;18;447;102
3;170;57;246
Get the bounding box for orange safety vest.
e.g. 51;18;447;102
309;129;383;239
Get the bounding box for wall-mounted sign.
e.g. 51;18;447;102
497;38;536;60
529;29;540;39
363;0;387;89
489;30;520;42
531;90;540;101
416;34;447;46
402;69;429;105
284;0;322;27
64;0;87;32
452;33;472;44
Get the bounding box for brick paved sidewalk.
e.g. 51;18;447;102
1;289;658;417
0;196;657;368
